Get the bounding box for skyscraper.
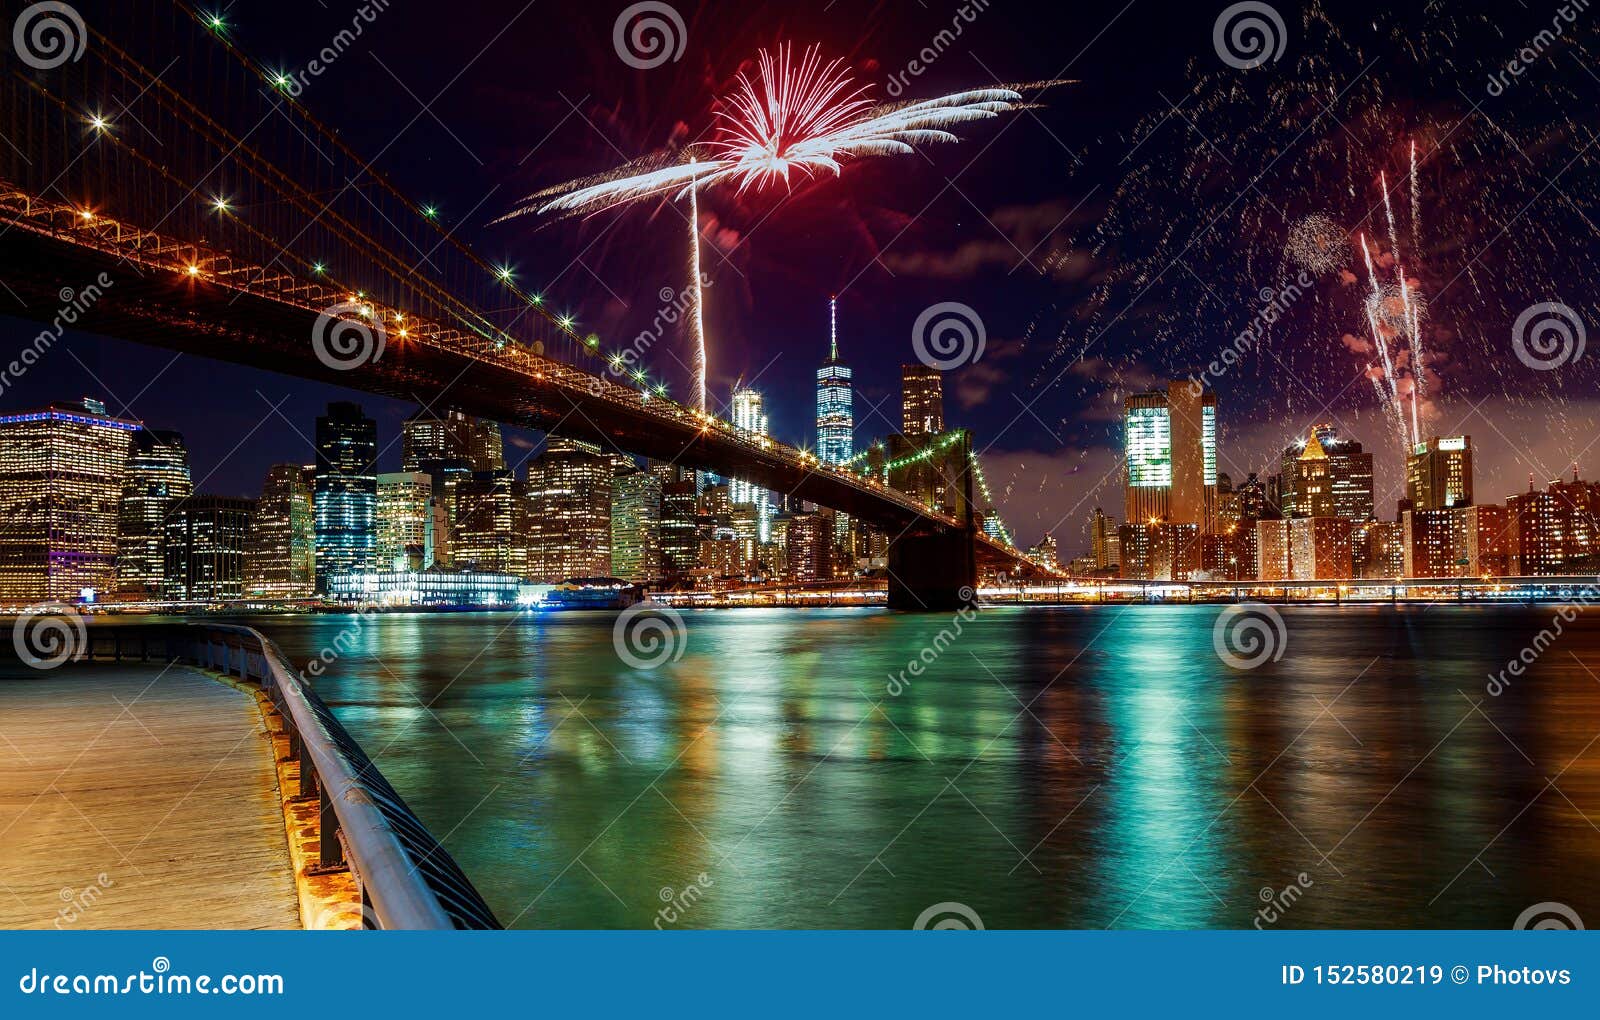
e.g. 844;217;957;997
528;438;612;580
453;471;529;576
163;496;255;602
816;297;854;464
117;429;193;597
1279;425;1374;521
1124;382;1217;529
0;398;139;601
402;407;505;473
1406;436;1474;511
660;475;699;587
729;386;772;543
902;365;945;438
244;464;315;599
611;470;663;584
314;401;378;590
377;472;435;570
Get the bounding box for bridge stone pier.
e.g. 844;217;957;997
887;526;979;611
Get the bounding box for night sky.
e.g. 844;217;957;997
5;0;1600;553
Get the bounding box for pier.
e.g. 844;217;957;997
0;623;500;930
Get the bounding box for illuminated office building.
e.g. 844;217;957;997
785;512;833;583
729;386;772;543
611;470;663;585
1124;383;1217;530
1256;519;1293;582
1403;508;1468;577
0;398;139;602
452;472;528;576
1509;473;1600;574
1281;426;1375;521
1360;521;1405;579
1289;516;1353;581
117;429;192;597
817;297;854;464
660;476;699;586
1403;504;1519;578
313;402;378;591
244;464;315;599
1406;436;1473;511
529;439;612;581
377;472;435;570
1090;508;1121;572
163;496;254;602
901;365;945;438
402;407;505;473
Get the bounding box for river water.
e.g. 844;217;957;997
233;605;1600;930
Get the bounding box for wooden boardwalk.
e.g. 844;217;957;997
0;661;301;929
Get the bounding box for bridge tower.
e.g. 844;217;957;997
886;431;978;611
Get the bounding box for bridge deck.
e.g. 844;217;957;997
0;662;300;930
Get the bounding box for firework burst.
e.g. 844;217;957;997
497;43;1059;409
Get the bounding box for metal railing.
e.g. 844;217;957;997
75;623;502;930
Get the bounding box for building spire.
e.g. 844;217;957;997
829;294;839;361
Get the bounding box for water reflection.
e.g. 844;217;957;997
190;604;1600;929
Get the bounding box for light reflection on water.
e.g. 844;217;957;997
217;605;1600;929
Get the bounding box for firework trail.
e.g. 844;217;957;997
498;43;1057;410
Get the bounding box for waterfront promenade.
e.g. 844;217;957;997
0;662;300;930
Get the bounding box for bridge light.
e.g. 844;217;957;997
206;13;225;30
78;209;93;221
88;114;109;133
558;315;574;329
271;71;293;90
211;196;230;213
422;205;439;219
531;294;543;305
185;264;200;276
586;334;599;348
397;328;409;339
495;265;513;281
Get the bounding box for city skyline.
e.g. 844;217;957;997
7;2;1600;557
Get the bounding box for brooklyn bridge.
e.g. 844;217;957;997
0;1;1060;609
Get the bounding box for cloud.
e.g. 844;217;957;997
952;337;1026;410
881;198;1098;281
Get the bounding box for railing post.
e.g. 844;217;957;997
318;786;345;871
